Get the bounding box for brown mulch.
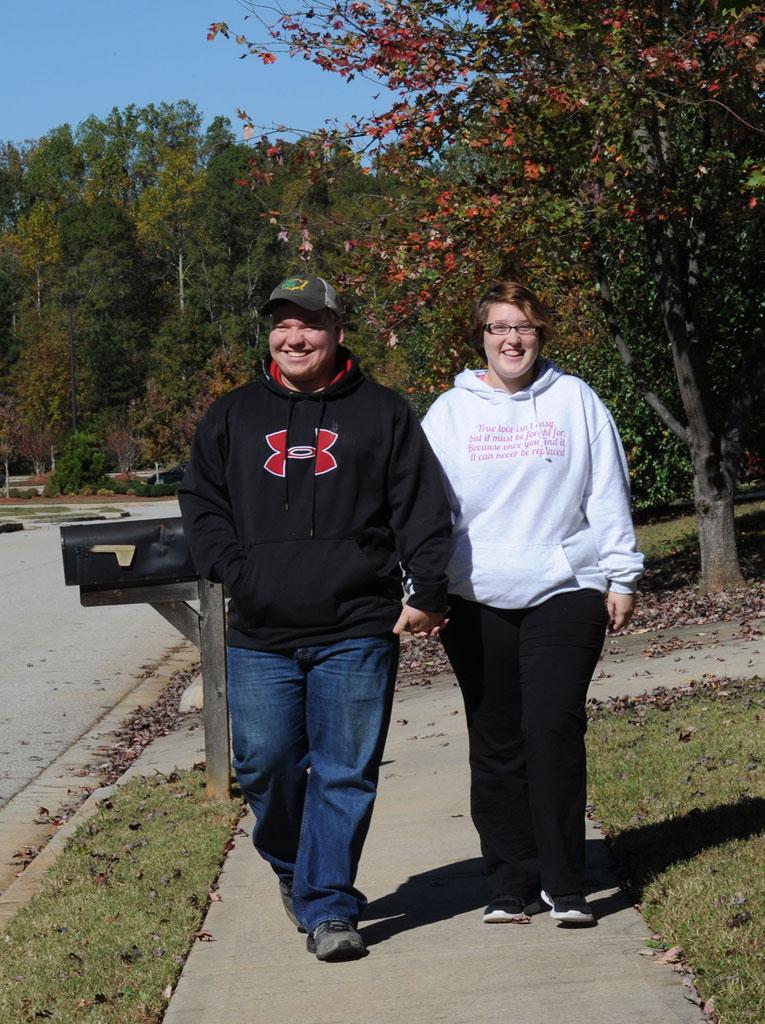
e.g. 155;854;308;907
626;581;764;634
586;673;764;719
75;666;197;790
397;638;452;687
395;578;764;689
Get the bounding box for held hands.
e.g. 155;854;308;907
393;605;448;639
606;591;636;633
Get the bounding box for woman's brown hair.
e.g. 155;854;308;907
469;281;554;359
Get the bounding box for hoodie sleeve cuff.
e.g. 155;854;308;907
405;580;448;614
607;580;637;595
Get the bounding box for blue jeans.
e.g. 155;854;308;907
227;635;399;931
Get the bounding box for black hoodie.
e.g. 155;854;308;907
179;349;452;651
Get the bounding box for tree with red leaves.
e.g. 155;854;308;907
218;0;764;590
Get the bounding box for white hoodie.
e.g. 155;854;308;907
421;360;644;608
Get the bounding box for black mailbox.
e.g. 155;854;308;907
60;517;197;590
59;514;231;798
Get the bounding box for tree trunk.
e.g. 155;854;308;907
3;459;9;498
178;249;185;312
200;249;217;329
593;236;746;591
632;110;747;592
692;456;743;591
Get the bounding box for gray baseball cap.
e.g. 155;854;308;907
261;274;343;317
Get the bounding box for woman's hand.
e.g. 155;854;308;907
393;606;448;638
606;592;636;632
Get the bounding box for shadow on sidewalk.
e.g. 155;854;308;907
361;840;634;946
361;857;487;946
360;799;765;946
585;836;634;920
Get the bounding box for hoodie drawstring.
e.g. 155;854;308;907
282;391;326;537
310;397;327;538
531;389;553;463
283;393;296;510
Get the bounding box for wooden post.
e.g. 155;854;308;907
198;579;231;799
64;519;233;800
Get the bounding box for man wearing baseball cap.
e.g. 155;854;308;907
180;273;451;961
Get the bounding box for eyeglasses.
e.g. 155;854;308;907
484;322;538;337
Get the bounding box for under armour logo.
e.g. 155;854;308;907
264;429;339;477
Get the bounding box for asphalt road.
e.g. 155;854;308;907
0;502;186;809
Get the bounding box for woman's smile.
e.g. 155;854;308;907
482;301;540;393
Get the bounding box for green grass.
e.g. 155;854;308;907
636;499;764;560
0;504;122;521
0;770;242;1024
587;681;765;1024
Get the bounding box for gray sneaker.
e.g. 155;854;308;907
306;920;367;961
278;880;306;933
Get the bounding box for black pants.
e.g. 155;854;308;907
441;590;607;899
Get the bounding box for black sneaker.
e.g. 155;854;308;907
306;920;367;961
483;897;531;923
278;880;306;933
522;895;547;917
540;889;595;924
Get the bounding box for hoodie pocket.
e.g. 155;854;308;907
448;538;575;607
229;538;387;629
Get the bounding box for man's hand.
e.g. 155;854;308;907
606;592;636;633
393;606;447;638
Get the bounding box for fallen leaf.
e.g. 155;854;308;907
727;911;752;928
655;945;684;964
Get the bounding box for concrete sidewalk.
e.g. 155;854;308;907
160;676;706;1024
159;614;765;1024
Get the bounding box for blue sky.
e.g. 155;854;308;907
1;1;388;145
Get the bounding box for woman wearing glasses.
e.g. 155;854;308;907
422;281;643;926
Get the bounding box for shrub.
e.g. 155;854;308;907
49;434;107;495
150;482;181;497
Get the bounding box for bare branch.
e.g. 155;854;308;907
651;91;765;136
593;246;690;444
